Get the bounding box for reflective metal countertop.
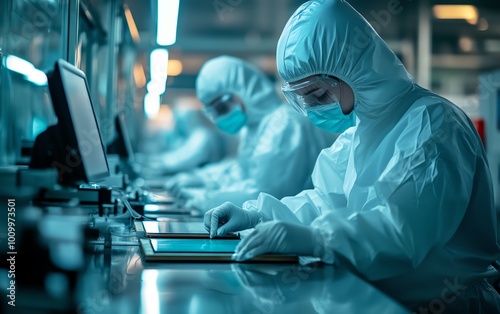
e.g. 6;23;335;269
78;246;410;314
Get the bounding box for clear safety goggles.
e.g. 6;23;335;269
203;93;242;122
281;75;342;115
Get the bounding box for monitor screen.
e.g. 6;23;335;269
115;113;135;161
48;59;109;183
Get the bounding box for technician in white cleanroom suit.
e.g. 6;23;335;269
167;56;338;211
204;0;500;312
145;106;237;175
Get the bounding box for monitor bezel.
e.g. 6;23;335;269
48;59;110;183
115;112;135;161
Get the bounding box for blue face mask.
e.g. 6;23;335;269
306;102;355;133
216;107;248;134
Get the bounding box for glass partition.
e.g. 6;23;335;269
0;0;69;165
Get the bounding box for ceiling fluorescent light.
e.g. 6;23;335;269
149;48;169;94
6;55;47;86
157;0;180;46
6;55;34;76
26;69;48;86
144;93;161;118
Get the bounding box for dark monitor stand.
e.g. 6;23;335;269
30;59;109;187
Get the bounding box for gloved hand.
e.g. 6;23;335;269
232;221;316;262
165;173;206;197
204;202;262;238
139;162;169;178
181;189;207;211
177;188;201;201
181;191;208;213
164;173;186;190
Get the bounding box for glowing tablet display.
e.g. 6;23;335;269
151;239;240;253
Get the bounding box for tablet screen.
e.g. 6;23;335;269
143;221;207;234
150;239;240;253
142;221;240;239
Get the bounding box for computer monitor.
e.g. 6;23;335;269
107;113;135;161
30;59;109;185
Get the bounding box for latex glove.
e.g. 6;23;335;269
182;190;207;211
177;188;202;201
164;173;187;190
204;202;262;238
184;190;211;212
232;221;315;262
139;162;169;178
165;173;206;196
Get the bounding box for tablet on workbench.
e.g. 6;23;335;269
139;220;240;239
139;238;298;263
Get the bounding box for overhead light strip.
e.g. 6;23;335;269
157;0;180;46
5;55;47;86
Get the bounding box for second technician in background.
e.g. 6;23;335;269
145;104;238;175
166;56;339;212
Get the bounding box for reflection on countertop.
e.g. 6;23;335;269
78;246;409;314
